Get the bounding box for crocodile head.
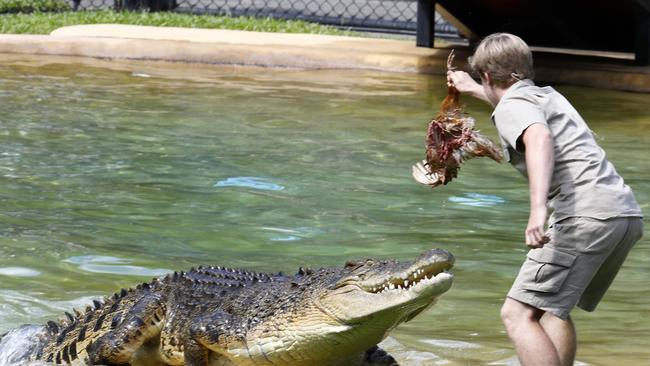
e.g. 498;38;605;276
316;248;454;332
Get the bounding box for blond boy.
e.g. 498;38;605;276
447;33;643;366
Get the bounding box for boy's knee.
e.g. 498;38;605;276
500;300;516;327
501;298;539;330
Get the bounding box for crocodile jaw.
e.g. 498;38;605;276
318;269;453;323
252;269;454;366
319;248;454;323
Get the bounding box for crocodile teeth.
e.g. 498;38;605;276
368;267;442;294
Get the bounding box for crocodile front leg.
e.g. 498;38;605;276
182;337;210;366
179;311;246;366
361;346;399;366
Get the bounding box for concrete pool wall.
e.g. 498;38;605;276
0;24;649;92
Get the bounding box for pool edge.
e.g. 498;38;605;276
0;25;649;92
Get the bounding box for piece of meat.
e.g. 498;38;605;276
413;50;502;188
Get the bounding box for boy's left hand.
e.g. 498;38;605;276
525;207;550;248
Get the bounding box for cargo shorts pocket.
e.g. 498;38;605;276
521;247;576;293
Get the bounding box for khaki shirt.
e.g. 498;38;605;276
491;79;642;224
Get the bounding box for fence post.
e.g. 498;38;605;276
636;3;650;65
416;0;435;48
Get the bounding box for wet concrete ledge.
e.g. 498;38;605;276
1;24;649;92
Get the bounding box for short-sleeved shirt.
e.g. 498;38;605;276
491;79;642;224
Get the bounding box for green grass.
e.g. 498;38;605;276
0;0;70;13
0;10;357;35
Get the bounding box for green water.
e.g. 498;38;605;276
0;55;648;365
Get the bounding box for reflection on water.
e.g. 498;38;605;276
448;193;506;207
131;71;152;78
420;338;482;350
0;290;100;325
215;176;286;191
262;226;326;242
0;267;40;277
64;255;171;276
0;55;648;365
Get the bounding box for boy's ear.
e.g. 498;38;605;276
482;72;493;86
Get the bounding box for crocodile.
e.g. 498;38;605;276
8;249;454;366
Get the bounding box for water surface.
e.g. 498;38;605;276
0;55;648;365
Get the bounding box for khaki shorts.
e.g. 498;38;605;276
507;216;644;320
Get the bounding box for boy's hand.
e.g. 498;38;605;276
447;71;488;102
447;71;478;93
525;206;550;248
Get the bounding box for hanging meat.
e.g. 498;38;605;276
412;50;503;188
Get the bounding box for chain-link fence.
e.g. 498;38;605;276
69;0;460;37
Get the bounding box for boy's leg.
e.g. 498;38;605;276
501;298;561;366
541;313;576;366
578;217;643;312
502;216;642;365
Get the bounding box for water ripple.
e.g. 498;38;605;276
0;267;40;277
420;338;482;350
64;255;170;277
262;226;325;242
448;193;505;207
214;177;285;191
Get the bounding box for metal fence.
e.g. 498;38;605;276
69;0;460;37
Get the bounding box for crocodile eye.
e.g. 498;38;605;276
345;260;362;268
365;260;374;266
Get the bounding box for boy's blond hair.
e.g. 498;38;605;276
469;33;534;87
